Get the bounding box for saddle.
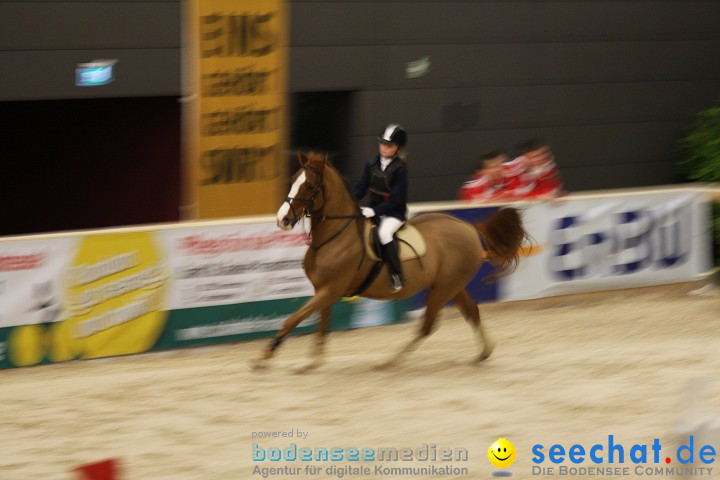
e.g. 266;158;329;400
363;221;427;262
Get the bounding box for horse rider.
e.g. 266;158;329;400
353;124;409;293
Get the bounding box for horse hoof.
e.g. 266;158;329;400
477;344;495;362
373;361;393;371
293;360;322;374
249;359;269;372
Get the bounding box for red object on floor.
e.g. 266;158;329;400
73;458;119;480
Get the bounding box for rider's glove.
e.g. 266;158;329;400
361;207;376;218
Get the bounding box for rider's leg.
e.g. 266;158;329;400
378;216;404;292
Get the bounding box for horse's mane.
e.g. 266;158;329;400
304;152;360;209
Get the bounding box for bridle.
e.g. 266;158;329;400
283;163;326;222
283;163;363;252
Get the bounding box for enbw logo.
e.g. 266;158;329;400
548;203;692;280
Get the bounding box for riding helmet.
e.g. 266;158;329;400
377;124;407;148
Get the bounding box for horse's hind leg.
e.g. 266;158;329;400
453;289;494;362
377;285;453;369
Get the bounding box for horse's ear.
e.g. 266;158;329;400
297;150;308;166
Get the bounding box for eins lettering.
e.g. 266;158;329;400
200;12;278;58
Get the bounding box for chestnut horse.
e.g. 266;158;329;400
254;151;528;371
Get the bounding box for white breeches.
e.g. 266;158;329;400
378;216;404;245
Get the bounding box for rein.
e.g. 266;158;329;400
287;163;363;252
309;216;356;251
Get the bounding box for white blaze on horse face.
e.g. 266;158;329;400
276;171;306;230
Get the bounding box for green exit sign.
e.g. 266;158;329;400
76;59;117;87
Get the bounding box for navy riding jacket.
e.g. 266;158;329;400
353;156;408;221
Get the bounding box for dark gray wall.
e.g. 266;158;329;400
290;1;720;200
0;0;182;236
1;1;719;204
0;0;181;100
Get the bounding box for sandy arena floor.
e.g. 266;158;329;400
0;283;718;480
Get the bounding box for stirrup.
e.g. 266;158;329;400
390;274;404;293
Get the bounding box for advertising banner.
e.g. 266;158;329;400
161;223;312;308
0;237;74;367
501;191;712;300
0;190;709;369
0;220;405;370
186;0;288;218
0;232;171;368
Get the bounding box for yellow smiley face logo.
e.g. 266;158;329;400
488;438;516;468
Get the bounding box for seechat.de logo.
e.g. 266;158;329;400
531;434;717;478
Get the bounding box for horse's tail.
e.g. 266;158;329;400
474;207;529;277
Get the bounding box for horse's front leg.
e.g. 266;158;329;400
293;305;331;374
252;289;337;370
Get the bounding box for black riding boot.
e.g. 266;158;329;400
381;240;404;293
